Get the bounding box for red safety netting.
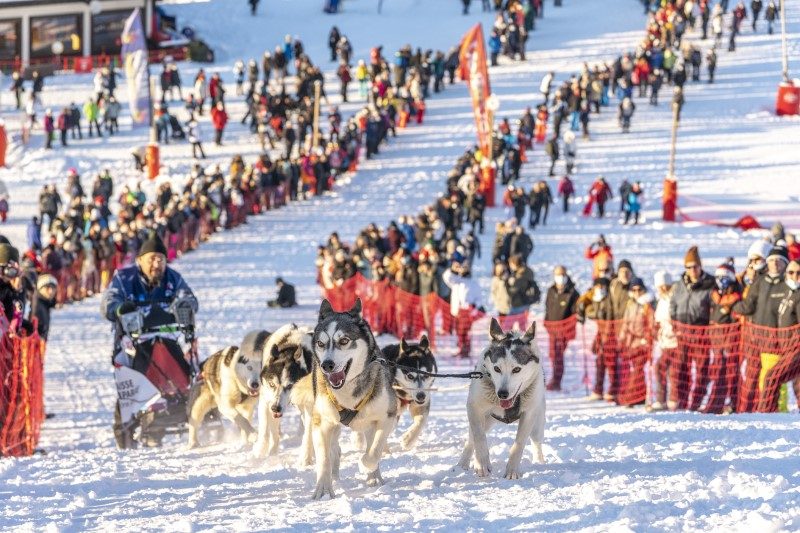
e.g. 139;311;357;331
0;333;45;456
322;275;800;412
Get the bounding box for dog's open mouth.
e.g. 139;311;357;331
324;359;352;389
499;398;515;409
248;389;259;397
272;411;283;419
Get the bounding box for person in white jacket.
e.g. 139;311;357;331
187;119;205;159
652;271;678;411
539;71;554;105
442;261;484;357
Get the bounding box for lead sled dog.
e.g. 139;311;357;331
292;298;397;499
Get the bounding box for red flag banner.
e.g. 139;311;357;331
459;24;493;159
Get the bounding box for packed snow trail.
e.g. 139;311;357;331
2;0;800;530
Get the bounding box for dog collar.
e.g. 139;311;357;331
313;367;377;427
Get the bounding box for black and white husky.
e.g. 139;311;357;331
292;298;397;500
382;335;437;450
252;323;314;458
187;330;268;448
458;318;545;479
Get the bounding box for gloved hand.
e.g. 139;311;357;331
117;302;142;334
116;301;138;317
170;293;195;326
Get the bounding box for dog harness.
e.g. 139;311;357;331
491;397;522;424
313;367;377;427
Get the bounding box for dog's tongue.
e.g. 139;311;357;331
500;398;515;410
327;370;346;388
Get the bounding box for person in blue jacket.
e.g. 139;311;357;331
101;232;197;356
488;30;502;66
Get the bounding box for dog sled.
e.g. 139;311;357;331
112;303;199;449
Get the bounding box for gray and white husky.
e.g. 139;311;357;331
458;318;545;479
252;323;314;458
292;298;397;500
187;330;268;448
382;335;437;450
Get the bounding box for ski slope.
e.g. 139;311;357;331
2;0;800;530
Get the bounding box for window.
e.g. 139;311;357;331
0;19;21;63
30;14;83;59
92;10;130;56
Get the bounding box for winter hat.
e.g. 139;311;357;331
684;246;701;267
618;259;633;272
593;277;611;289
37;274;58;290
629;277;645;290
715;259;736;281
747;240;771;260
0;243;20;265
767;245;789;264
137;232;167;258
653;270;672;288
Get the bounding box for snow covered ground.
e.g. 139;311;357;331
2;0;800;530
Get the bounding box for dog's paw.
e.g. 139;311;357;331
365;469;384;487
312;479;335;500
251;441;268;459
457;457;471;470
400;433;417;451
185;441;199;451
474;462;491;477
503;467;520;480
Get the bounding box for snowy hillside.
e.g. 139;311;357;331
2;0;800;530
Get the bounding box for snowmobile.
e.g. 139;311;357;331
112;301;199;449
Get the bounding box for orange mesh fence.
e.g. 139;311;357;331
322;275;800;412
0;333;45;456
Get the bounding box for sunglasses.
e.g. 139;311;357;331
685;264;701;270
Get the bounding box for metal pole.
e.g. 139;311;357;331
667;101;679;177
780;0;789;80
312;80;321;149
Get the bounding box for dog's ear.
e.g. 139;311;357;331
223;346;238;366
266;344;279;365
521;321;537;344
489;318;506;342
418;334;429;350
293;345;305;361
348;297;363;318
400;337;410;353
319;299;334;319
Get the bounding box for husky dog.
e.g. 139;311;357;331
458;318;545;479
252;323;314;458
187;330;269;448
382;335;437;450
292;298;397;500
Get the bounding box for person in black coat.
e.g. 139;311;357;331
268;277;297;308
544;265;580;390
30;274;58;340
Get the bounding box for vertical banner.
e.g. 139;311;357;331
459;24;492;159
121;8;150;126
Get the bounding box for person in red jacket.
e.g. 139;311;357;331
583;175;613;217
57;107;70;147
210;102;228;145
557;175;574;213
786;233;800;261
